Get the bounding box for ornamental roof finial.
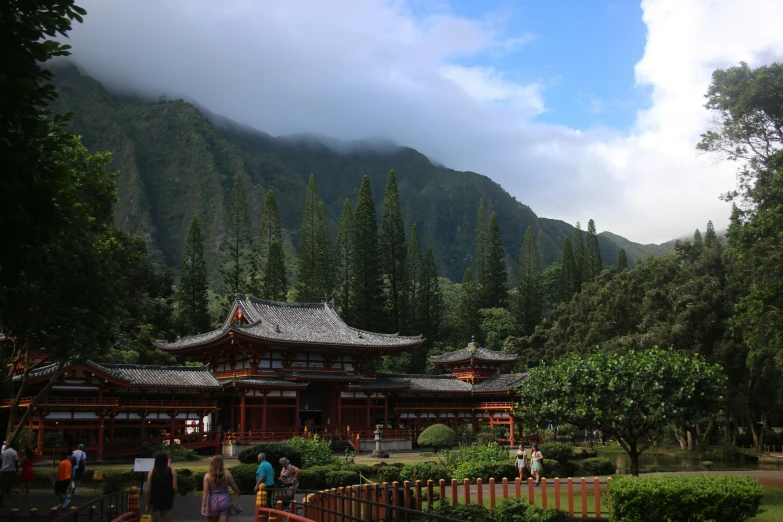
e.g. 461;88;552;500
468;337;477;353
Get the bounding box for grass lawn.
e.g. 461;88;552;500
752;485;783;521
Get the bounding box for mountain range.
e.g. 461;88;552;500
49;63;675;284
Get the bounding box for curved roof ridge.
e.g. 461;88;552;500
98;362;212;371
246;296;333;308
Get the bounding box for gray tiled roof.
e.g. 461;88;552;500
97;363;221;389
472;373;528;393
280;371;355;381
24;360;118;381
429;345;518;364
157;295;422;351
223;377;308;389
379;374;474;393
343;376;411;390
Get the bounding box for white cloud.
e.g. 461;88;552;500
63;0;783;243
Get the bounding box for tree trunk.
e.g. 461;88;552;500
672;425;687;450
687;431;693;451
629;440;640;477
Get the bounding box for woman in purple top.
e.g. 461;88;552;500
201;455;240;521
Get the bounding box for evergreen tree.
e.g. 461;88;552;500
380;169;407;332
559;237;577;302
516;226;544;335
573;222;587;288
295;174;331;302
617;248;628;272
350;176;382;330
474;199;489;293
483;212;508;308
586;218;602;279
403;224;422;334
263;241;288;301
416;248;443;370
333;199;355;321
693;228;704;249
249;190;283;298
705;220;718;249
457;267;481;345
175;216;211;335
218;172;251;305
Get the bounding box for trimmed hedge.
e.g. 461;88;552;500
418;424;457;449
429;499;569;522
176;474;196;496
401;462;451;483
538;442;575;465
237;442;303;469
326;470;359;488
193;471;206;491
476;432;497;446
572;447;597;459
376;465;402;484
609;476;763;522
580;457;616;476
102;470;135;494
228;464;258;494
298;465;337;490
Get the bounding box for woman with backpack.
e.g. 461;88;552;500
71;444;86;496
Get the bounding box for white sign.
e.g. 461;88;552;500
134;458;155;473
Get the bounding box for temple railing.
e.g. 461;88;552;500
0;396;120;408
118;399;218;409
397;401;514;411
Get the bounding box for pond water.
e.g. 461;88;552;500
610;452;759;474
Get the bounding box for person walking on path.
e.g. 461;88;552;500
18;448;34;497
71;444;87;496
254;453;275;506
1;442;18;496
55;453;72;509
145;453;177;522
530;443;544;486
202;455;240;521
516;444;528;480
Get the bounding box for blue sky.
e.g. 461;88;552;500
448;0;650;130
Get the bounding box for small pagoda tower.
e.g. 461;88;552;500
429;340;518;384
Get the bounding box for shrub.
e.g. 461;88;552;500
237;442;304;482
340;463;374;477
492;499;570;522
376;465;402;484
579;458;616;476
555;424;578;440
102;470;135;494
700;445;743;462
609;476;764;522
193;471;206;491
541;459;559;478
228;464;258;494
418;424;457;450
538;442;575;465
299;465;338;490
286;436;335;468
485;463;517;480
525;505;571;522
401;462;451;483
428;500;493;522
701;461;714;471
325;470;359;488
142;443;200;461
176;474;196;496
476;432;497;446
571;447;597;459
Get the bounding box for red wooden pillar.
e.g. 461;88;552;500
294;390;300;427
509;420;515;446
239;390;246;434
262;393;268;430
97;416;105;461
383;395;389;428
365;395;371;427
337;392;342;428
230;396;235;432
109;416;116;445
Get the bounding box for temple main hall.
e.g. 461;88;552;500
6;296;526;460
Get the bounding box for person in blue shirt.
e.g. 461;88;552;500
254;452;275;505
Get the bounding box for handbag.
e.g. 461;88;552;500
229;499;243;516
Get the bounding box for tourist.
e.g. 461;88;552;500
1;442;18;495
145;453;177;522
599;431;606;447
71;444;87;496
530;443;543;486
55;453;72;509
201;455;240;521
515;444;527;480
254;453;274;498
278;457;300;488
18;448;34;497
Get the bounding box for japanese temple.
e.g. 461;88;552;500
6;295;526;460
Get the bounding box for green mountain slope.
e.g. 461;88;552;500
49;63;673;283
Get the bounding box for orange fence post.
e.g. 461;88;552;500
580;477;588;518
427;480;434;511
392;481;400;514
10;508;18;522
607;476;613;515
29;508;37;522
515;477;521;500
528;477;535;505
594;477;601;517
489;478;496;509
438;479;445;508
554;478;560;510
416;480;423;512
381;483;388;521
451;479;458;505
463;478;470;505
372;484;380;521
502;477;508;500
49;507;58;521
541;478;547;510
476;478;483;506
336;487;344;522
362;485;370;522
567;478;574;517
403;481;411;512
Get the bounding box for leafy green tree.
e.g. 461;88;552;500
263;241;288;301
515;226;544;335
333;199;354;321
175;216;211;335
573;222;587;288
380;170;407;332
483;212;508;308
295;174;331;302
474;199;489;294
218;172;251;305
586;219;602;279
403;224;423;334
350;176;382;330
558;237;577;302
457;268;481;345
478;308;517;351
518;348;725;475
617;248;628;272
249;190;283;298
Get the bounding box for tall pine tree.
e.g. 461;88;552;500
483;212;508;308
249;190;283;298
218;172;251;306
333;199;355;322
586;218;602;280
617;248;628;272
403;223;422;334
516;226;543;335
475;199;489;296
415;248;443;371
263;241;288;301
380;170;407;333
572;222;587;290
705;220;718;249
559;237;577;302
295;174;331;302
457;267;481;345
176;216;211;334
350;176;382;331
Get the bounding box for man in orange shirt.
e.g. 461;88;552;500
55;454;72;509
